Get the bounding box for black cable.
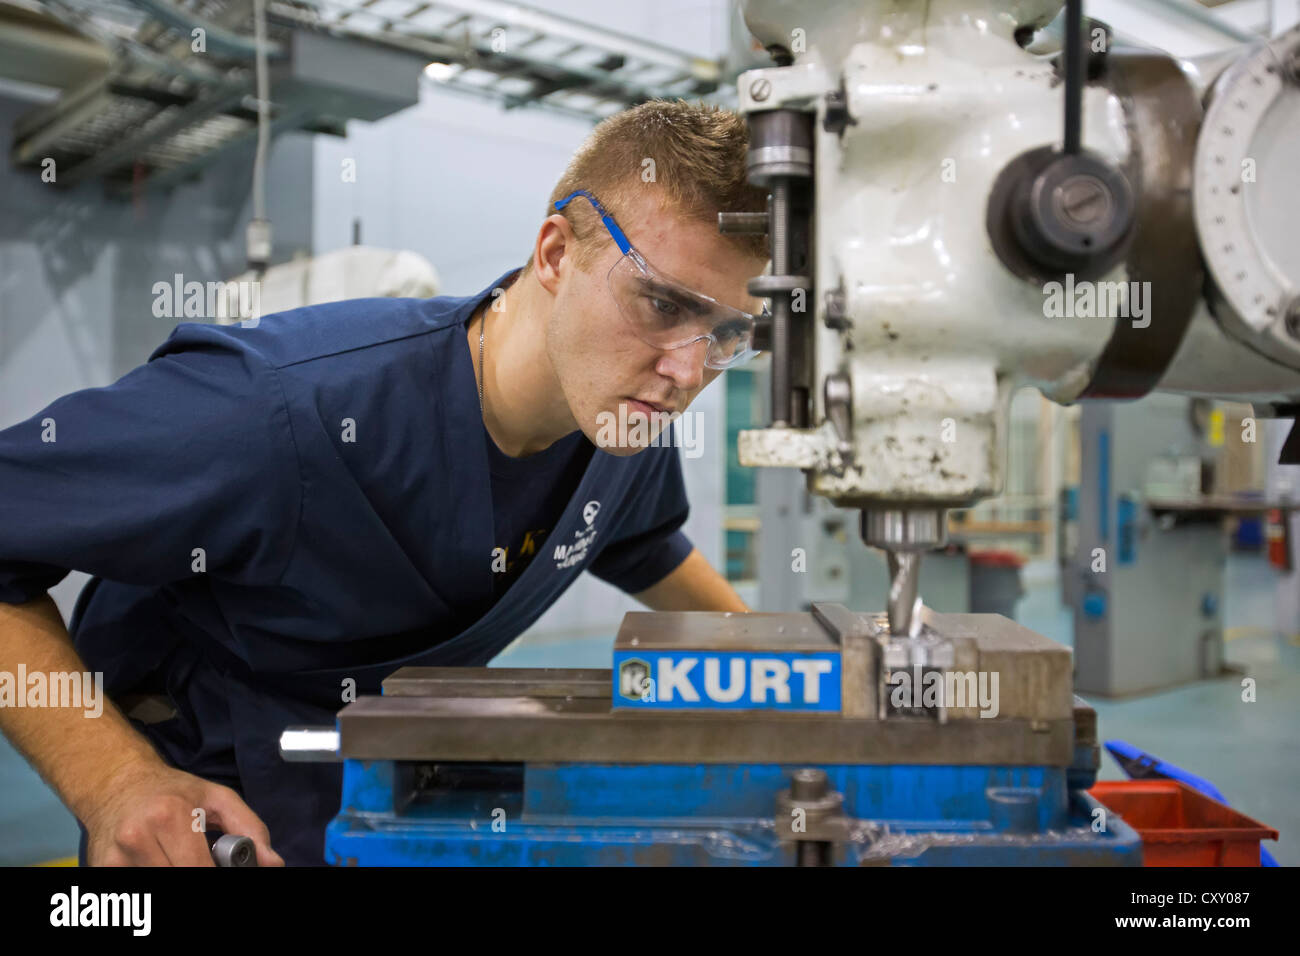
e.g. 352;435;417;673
1063;0;1084;155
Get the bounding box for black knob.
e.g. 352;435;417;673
1010;151;1135;276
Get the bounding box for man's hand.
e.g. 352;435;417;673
631;547;749;612
84;757;284;867
0;594;283;866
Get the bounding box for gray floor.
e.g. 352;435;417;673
1020;556;1298;865
3;553;1295;865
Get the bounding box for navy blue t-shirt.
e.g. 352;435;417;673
486;427;594;597
0;271;694;864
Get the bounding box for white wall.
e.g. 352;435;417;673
0;90;314;619
311;0;731;293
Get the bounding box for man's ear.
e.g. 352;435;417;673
534;213;575;295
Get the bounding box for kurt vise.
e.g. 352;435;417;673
283;605;1139;866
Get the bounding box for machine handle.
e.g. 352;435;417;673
207;831;258;867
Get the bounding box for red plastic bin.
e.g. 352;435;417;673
1089;780;1278;867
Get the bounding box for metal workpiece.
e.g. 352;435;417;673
616;608;835;652
382;667;610;698
877;626;956;672
877;624;958;721
862;607;1074;723
861;606;972;723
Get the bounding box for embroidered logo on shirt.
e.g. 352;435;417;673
554;499;600;569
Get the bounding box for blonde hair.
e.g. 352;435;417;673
523;99;768;273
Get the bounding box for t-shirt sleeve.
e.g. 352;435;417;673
588;443;694;594
0;324;301;605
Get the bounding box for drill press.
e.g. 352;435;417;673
729;0;1300;640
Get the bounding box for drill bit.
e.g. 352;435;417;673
886;550;924;638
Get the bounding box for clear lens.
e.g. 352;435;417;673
607;254;758;369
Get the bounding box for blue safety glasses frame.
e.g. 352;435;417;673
553;189;762;370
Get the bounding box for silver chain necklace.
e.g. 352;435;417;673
477;309;486;416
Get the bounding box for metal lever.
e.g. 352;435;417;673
208;830;258;867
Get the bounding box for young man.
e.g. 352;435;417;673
0;100;770;866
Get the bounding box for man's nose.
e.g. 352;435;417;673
655;337;709;391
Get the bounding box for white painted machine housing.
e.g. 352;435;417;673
735;0;1300;508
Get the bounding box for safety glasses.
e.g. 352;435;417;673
554;189;762;370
